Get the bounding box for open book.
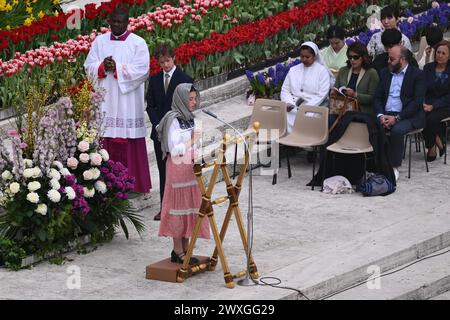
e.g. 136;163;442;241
332;86;348;96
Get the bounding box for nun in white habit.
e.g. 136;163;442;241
281;41;335;133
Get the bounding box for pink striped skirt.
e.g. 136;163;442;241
158;154;210;239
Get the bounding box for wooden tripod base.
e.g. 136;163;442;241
146;256;210;283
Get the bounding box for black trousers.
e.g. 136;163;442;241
153;138;166;208
423;108;450;149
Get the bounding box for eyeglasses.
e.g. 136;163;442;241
347;55;361;60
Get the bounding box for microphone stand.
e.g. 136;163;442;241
202;109;257;287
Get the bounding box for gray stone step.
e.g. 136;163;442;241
327;247;450;300
430;290;450;300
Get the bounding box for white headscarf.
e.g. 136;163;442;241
301;41;335;87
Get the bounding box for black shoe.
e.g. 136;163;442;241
170;250;199;265
426;155;437;162
153;212;161;221
439;146;445;157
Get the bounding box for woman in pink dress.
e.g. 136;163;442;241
156;83;210;265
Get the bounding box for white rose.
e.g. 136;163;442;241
78;140;90;153
1;170;13;181
60;168;71;176
99;149;109;161
83;170;94;181
94;181;107;194
50;178;61;190
47;189;61;203
83;187;95;198
90;153;103;166
27;181;41;192
52;161;63;170
48;168;61;181
32;167;42;178
79;153;90;163
67;157;79;169
9;182;20;194
23;168;34;178
35;203;47;216
64;186;76;200
90;168;101;180
24;159;33;168
26;192;40;204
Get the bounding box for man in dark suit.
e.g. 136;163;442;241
146;44;193;220
372;28;418;76
374;45;426;181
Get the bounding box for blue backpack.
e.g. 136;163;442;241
357;173;396;196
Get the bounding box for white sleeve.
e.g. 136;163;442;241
116;40;150;94
402;34;412;51
84;38;102;80
308;67;330;106
280;70;298;106
168;120;187;156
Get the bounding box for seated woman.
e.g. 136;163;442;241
281;41;334;133
417;25;444;69
366;5;412;58
321;25;348;75
156;83;210;264
334;41;379;114
422;40;450;161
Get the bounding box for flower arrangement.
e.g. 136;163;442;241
245;58;300;104
0;78;144;270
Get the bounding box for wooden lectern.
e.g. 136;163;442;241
146;122;260;288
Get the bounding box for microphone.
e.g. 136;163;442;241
202;109;218;119
201;108;257;287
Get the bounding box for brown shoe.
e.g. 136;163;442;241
153;212;161;221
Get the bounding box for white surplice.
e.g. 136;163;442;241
280;62;331;132
84;32;149;138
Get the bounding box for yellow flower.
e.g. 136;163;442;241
53;0;59;4
24;18;32;26
26;6;32;14
5;3;12;11
54;10;59;17
38;10;45;19
6;25;10;30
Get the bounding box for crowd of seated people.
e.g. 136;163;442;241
278;4;449;184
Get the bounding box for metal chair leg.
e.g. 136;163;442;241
321;149;327;192
420;133;429;173
311;146;317;191
415;133;420;152
403;134;408;159
287;152;292;179
408;135;412;179
445;123;449;165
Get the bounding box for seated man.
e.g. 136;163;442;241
373;45;426;181
372;29;418;76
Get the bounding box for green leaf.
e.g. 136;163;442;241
232;52;245;65
264;50;272;59
119;219;129;240
212;66;221;75
36;229;47;242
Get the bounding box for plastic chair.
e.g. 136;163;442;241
415;36;428;62
322;122;374;190
403;128;429;178
441;116;450;164
277;106;329;190
233;99;288;181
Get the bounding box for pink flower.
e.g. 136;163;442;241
20;142;27;149
79;153;90;163
78;140;90;152
432;1;439;8
67;157;79;169
83;170;94;181
407;16;414;24
7;129;19;137
90;153;103;166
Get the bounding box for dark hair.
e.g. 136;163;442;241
426;26;444;47
326;25;345;40
155;43;175;59
381;28;402;47
346;42;371;69
380;5;399;20
300;45;315;56
190;85;198;93
434;40;450;61
111;7;129;21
